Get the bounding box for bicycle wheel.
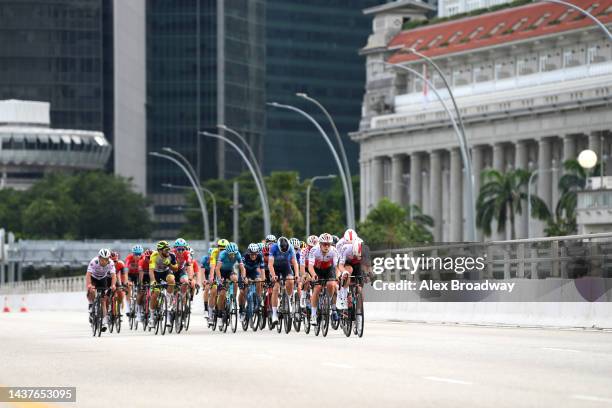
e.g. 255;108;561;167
331;307;340;331
161;294;169;336
211;308;218;331
175;293;184;334
154;294;162;335
230;294;238;333
242;295;250;332
342;309;352;337
283;292;292;334
129;296;135;330
354;291;364;338
184;296;192;331
250;296;260;332
322;293;330;337
292;292;301;333
91;296;100;337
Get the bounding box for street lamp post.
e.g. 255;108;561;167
379;61;476;241
162;183;218;240
199;131;271;236
267;102;355;229
149;152;210;248
535;0;612;41
296;93;355;226
305;174;337;237
216;124;269;210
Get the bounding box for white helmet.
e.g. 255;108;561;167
307;235;318;247
343;228;358;243
352;238;363;258
98;248;111;259
318;233;333;244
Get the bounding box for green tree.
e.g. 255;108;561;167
358;198;433;249
0;188;26;236
22;198;75;239
477;169;548;239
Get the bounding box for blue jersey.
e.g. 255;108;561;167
243;252;264;274
200;255;210;271
269;243;296;267
217;250;243;271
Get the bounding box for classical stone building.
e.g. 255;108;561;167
352;0;612;240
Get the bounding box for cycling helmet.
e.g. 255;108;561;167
343;229;358;243
226;243;239;254
277;236;290;253
132;245;144;255
143;249;153;258
289;237;300;249
332;235;340;245
300;240;307;250
174;238;188;248
98;248;111;259
352;238;363;258
318;233;333;244
110;251;119;261
248;243;260;254
217;238;229;248
157;240;170;251
265;234;277;243
306;235;318;247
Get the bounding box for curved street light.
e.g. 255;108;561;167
305;174;337;237
216;124;269;210
535;0;612;41
163;183;218;240
267;102;355;229
149;152;211;248
379;61;476;241
199;131;271;236
296;93;355;225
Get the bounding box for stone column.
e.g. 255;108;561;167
515;140;529;238
538;138;552;209
390;154;404;205
359;159;366;221
429;150;442;241
589;132;601;157
563;135;576;165
472;146;484;241
493;143;505;172
450;148;463;241
372;156;384;208
364;159;371;215
409;153;422;209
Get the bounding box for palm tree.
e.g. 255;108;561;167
406;204;434;242
476;169;548;239
556;159;587;220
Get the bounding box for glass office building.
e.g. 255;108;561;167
147;0;265;234
0;0;110;140
265;0;380;179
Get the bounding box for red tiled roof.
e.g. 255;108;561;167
388;0;612;63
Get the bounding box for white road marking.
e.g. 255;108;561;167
572;395;612;404
322;362;354;369
541;347;581;353
423;376;472;385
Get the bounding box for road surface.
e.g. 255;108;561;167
1;312;611;408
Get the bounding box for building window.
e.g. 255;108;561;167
563;50;576;67
587;46;598;64
539;55;549;72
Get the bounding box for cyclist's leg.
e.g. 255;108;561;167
208;282;217;322
238;274;247;313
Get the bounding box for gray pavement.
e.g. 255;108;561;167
1;312;612;408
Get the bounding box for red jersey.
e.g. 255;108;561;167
138;257;150;274
114;260;126;274
172;249;193;270
192;260;200;274
124;254;141;275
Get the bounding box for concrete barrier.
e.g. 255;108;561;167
4;292;612;329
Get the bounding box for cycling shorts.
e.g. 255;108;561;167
273;263;293;279
220;268;236;281
128;274;139;284
92;276;111;291
314;267;335;282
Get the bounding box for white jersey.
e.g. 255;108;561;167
87;257;116;280
339;244;360;266
308;245;338;270
335;237;349;254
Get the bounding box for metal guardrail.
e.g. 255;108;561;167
369;232;612;281
0;276;85;295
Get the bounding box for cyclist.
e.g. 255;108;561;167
299;235;318;308
209;238;229;274
209;242;245;326
337;237;364;310
239;243;265;322
124;245;144;318
200;248;213;319
262;234;277;283
268;236;299;326
136;248;153;322
172;238;194;308
86;248;116;332
336;228;358;255
308;233;339;325
289;237;302;306
110;251;127;318
148;241;179;327
190;247;201;296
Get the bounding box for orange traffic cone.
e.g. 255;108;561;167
2;296;10;313
19;296;28;313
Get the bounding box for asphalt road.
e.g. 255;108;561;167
1;311;611;408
